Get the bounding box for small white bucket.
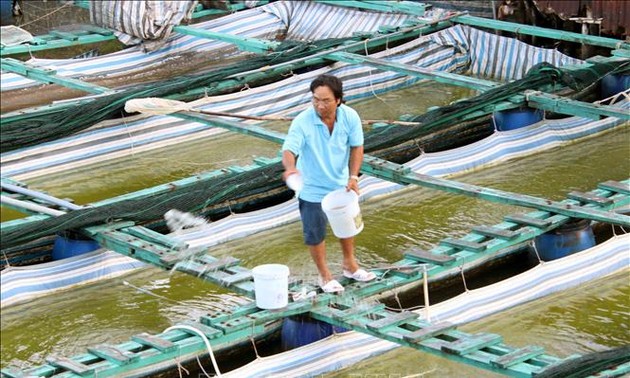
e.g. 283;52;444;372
251;264;290;309
321;189;364;238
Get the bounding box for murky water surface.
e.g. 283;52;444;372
1;81;628;376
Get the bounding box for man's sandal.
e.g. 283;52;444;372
319;278;345;293
343;268;376;282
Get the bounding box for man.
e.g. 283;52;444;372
281;74;376;293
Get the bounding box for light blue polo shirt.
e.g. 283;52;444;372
282;104;363;202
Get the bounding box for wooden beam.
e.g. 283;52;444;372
169;111;630;227
173;25;279;54
526;90;630;121
453;15;629;50
326;51;498;91
314;0;427;16
0;58;113;94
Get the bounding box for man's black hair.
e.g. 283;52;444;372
310;74;344;101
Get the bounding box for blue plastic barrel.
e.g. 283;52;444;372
493;107;543;131
0;0;13;26
533;219;595;261
52;231;101;260
281;315;348;350
601;74;630;100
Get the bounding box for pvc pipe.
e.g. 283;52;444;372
1;195;65;216
1;182;82;210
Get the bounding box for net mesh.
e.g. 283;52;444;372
1;58;628;250
0;38;355;152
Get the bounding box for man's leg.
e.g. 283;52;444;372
309;241;333;283
340;237;359;273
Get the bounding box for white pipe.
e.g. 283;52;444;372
1;182;83;210
1;195;65;216
423;265;430;321
164;325;222;377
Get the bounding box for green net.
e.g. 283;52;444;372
1;60;628;250
0;38;356;152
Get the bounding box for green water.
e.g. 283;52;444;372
326;271;630;378
1;82;629;375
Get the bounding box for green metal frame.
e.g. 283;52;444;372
0;58;113;94
0;27;116;57
326;51;499;91
4;177;627;377
453;14;630;50
171;111;630;227
315;0;427;16
525;90;630;120
173;25;280;54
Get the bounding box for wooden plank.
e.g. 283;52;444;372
366;311;418;330
202;303;260;325
442;333;503;356
327;51;497;91
49;30;79;41
490;345;545;369
80;25;114;36
315;0;426;16
45;356;95;376
440;238;487;252
197;256;241;270
403;248;455;265
218;271;253;285
504;214;552;228
472;225;520;240
0;58;110;94
123;226;187;250
360;155;630;227
526;91;630;121
402;322;456;343
598;180;630;195
329;303;386;320
131;333;177;353
173;25;279;54
567;191;614;206
87;345;139;365
453;15;628;49
0;366;38;378
177;321;223;339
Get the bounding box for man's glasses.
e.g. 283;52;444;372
312;97;335;105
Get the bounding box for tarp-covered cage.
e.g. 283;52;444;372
1;1;628;250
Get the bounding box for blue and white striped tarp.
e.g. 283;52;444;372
222;234;629;377
171;99;629;248
90;1;197;46
1;24;583;180
0;250;145;308
1;1;418;92
3;99;625;308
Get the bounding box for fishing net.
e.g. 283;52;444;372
1;59;627;250
0;37;357;152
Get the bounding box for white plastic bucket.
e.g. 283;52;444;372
251;264;290;309
286;173;303;193
321;189;364;238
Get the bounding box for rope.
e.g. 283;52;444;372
165;325;222;377
531;240;544;265
459;263;469;293
18;2;73;28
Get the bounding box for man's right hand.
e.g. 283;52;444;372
283;168;299;181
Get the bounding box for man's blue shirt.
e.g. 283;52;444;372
282;104;363;202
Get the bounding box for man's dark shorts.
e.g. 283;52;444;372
298;198;327;245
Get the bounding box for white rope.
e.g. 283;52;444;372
422;265;430;321
165;325;222;377
18;2;73;28
531;240;544;265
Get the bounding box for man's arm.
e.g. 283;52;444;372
347;145;364;193
282;150;299;181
